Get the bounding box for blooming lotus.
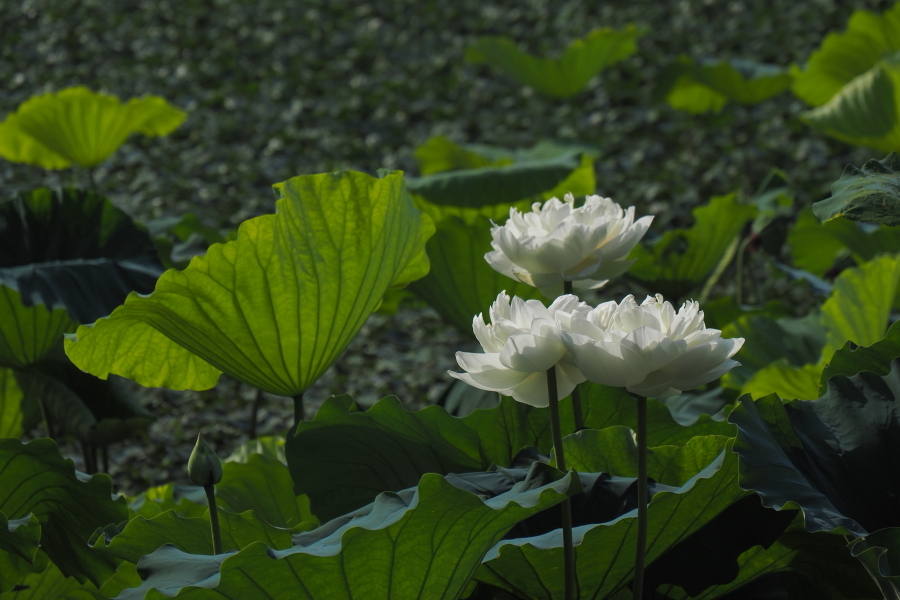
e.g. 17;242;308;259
449;291;589;407
560;294;743;398
485;193;653;296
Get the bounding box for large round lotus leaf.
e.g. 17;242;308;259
792;4;900;107
0;187;164;324
114;466;577;600
0;86;186;169
731;360;900;537
0;439;128;586
813;153;900;227
285;384;734;522
465;26;643;99
65;170;434;395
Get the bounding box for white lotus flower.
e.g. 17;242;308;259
449;291;589;407
560;294;743;398
485;193;653;296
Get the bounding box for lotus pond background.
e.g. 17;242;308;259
0;0;891;492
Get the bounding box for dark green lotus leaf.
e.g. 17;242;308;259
14;361;153;446
0;557;141;600
413;136;498;175
0;438;128;585
661;57;791;114
822;320;900;390
407;214;547;331
216;454;316;530
117;466;577;600
656;522;881;600
0;188;164;324
730;362;900;537
465;26;643;99
0;513;41;593
65;170;434;395
0;286;76;370
475;444;794;599
405;150;583;207
849;527;900;600
286;385;735;522
792;4;900;107
813;153;900;226
0;367;26;438
629;193;757;300
721;312;826;391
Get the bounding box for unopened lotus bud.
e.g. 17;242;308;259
188;434;222;487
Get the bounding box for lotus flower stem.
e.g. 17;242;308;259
632;393;648;600
292;392;305;428
547;366;576;600
562;281;585;431
203;484;223;555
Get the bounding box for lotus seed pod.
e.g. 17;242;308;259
187;434;222;487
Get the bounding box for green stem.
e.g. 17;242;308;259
633;394;648;600
292;393;305;429
37;396;54;441
204;484;223;555
87;167;97;191
101;445;110;473
547;366;576;600
734;236;752;307
562;281;584;431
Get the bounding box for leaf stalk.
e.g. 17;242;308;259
547;365;576;600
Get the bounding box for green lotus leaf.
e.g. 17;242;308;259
0;287;76;370
225;436;285;464
413;136;496;175
792;4;900;107
0;513;41;593
0;438;128;585
405;150;585;207
0;188;165;324
742;254;900;400
95;509;300;565
216;454;316;530
559;429;730;486
65;170;434;395
285;384;735;522
475;443;794;599
662;57;791;114
822;319;900;389
116;466;577;600
788;207;900;277
849;527;900;599
0;557;140;600
628;193;757;299
128;485;209;520
0;368;25;438
821;253;900;359
0;87;186;169
813;153;900;226
407;215;547;331
13;361;153;446
721;312;825;391
657;524;880;600
801;60;900;154
731;361;900;536
465;26;643;99
437;379;501;417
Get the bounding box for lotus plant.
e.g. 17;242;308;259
451;290;744;599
